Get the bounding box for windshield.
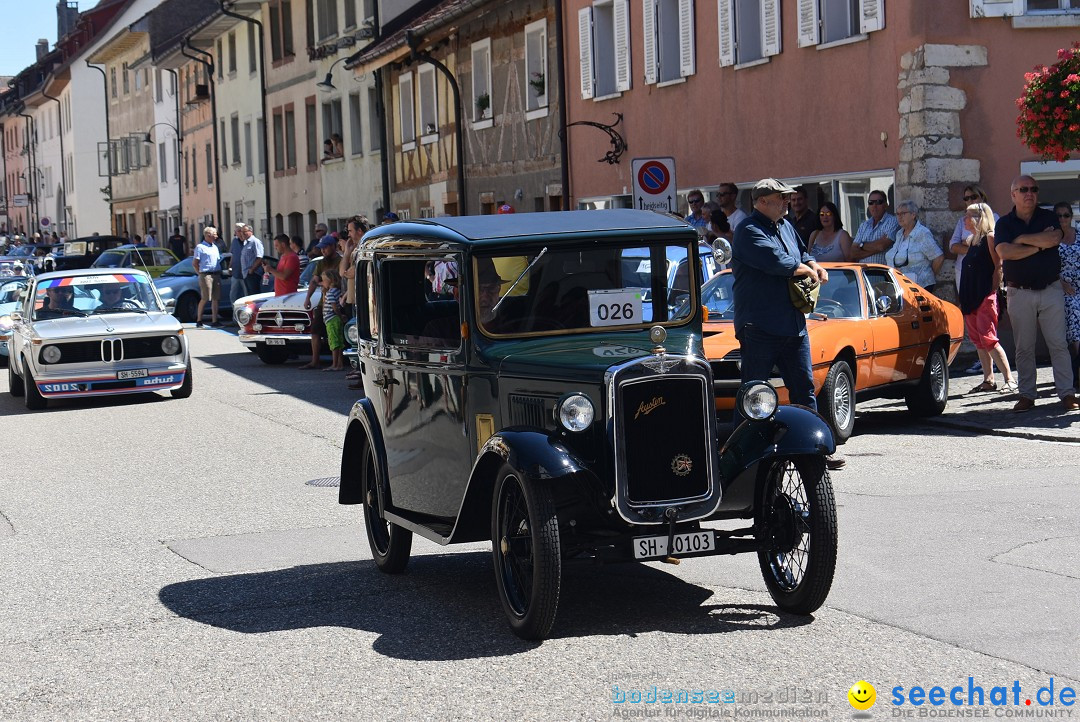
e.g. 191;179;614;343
163;258;196;276
700;267;863;322
0;279;27;304
476;242;699;337
33;273;164;320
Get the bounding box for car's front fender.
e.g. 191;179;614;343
711;405;835;516
339;398;386;507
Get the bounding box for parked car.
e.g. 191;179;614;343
54;235;128;271
701;262;964;443
0;276;31;365
90;245;179;278
154;254;239;322
233;261;320;363
5;268;191;409
340;209;839;639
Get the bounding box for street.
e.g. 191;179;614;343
1;328;1077;720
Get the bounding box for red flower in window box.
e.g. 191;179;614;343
1017;43;1080;163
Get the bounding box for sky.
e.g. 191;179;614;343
0;1;61;78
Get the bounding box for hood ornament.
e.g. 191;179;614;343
275;311;284;327
643;325;679;373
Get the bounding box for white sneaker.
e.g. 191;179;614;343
1000;380;1018;394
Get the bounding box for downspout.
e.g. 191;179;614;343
219;2;272;238
85;60;113;233
166;68;184;242
182;40;222;230
405;31;467;216
18;113;38;232
43;89;68;234
554;1;570;211
374;69;390;216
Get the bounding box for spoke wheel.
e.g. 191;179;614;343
818;360;855;444
491;467;561;640
361;444;411;573
755;455;837;615
906;345;949;416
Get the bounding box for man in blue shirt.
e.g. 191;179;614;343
238;224;264;296
229;223;247;306
684;190;707;232
732;178;841;467
192;227;222;327
850;190;899;265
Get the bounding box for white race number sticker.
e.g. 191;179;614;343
588;289;643;327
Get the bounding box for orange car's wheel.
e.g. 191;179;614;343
818;361;855;444
906;345;949;417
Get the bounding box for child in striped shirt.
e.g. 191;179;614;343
321;268;346;371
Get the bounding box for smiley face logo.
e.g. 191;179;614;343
848;680;876;711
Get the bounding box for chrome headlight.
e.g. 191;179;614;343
737;381;778;421
0;315;12;332
161;336;182;355
346;322;358;345
42;345;62;364
557;393;595;433
235;306;253;326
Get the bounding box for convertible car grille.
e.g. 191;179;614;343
39;336;172;365
618;376;710;504
256;309;310;333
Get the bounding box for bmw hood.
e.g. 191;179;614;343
31;312;182;340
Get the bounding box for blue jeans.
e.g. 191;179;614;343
230;276;247;305
244;272;262;296
736;324;816;420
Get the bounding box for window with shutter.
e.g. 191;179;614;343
651;0;693;83
642;0;658;85
525;19;549;113
578;7;594;99
762;0;781;56
797;0;820;46
969;0;1024;16
859;0;885;33
734;0;763;63
717;0;735;67
614;0;631;92
399;72;415;147
678;0;696;77
471;39;493;124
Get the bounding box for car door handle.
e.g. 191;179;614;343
373;375;400;389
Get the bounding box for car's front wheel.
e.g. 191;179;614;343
176;292;199;323
256;343;289;365
23;362;47;410
818;360;855;444
755;455;837;615
8;356;24;397
906;344;949;416
171;362;193;398
361;444;412;573
491;466;561;640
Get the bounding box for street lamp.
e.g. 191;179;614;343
317;57;350;92
143;122;183;241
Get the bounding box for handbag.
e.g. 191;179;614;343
788;275;821;314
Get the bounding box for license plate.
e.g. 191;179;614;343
265;338;286;346
633;531;715;560
117;368;148;380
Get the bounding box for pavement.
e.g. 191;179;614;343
859;358;1080;443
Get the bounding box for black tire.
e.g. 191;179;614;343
817;360;855;444
23;362;47;410
176;293;199;323
361;444;412;573
0;353;7;368
755;455;837;615
256;344;289;365
8;356;25;397
906;344;949;417
491;466;561;640
171;362;193;398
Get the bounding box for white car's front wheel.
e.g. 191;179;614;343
22;362;46;410
8;357;24;397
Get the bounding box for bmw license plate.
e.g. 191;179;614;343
633;531;715;559
265;338;286;346
117;368;148;380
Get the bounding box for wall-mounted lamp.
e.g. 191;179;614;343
317;57;350;92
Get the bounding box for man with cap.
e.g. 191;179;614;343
732;178;843;468
382;212;400;224
300;235;342;368
307;222;329;257
145;227;159;247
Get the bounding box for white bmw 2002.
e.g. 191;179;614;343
6;268;192;409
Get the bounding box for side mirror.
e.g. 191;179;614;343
876;295;892;314
712;238;732;265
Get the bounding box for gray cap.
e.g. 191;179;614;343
751;178;797;200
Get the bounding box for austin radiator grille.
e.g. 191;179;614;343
256;309;310;332
508;394;549;429
619;376;709;503
40;337;171;365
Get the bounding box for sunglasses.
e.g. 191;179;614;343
867;199;886;206
963;194;979;201
1013;186;1039;194
819;211;833;216
688;199;703;204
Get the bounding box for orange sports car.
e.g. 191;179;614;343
703;262;964;443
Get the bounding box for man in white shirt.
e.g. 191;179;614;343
716;183;747;229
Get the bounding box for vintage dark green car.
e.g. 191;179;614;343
340;209;838;639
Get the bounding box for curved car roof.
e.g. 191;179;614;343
30;267;153;283
363;209;695;247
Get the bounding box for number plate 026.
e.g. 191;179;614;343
633;531;715;559
588;288;643;327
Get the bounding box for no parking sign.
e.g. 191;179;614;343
631;157;677;213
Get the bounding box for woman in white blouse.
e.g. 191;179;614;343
888;200;945;293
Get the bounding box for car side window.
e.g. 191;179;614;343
154;250;174;267
863;268;903;316
383;256;460;350
355;259;375;342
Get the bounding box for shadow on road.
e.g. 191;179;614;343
158;551;810;659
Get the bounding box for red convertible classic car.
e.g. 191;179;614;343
702;262;964;443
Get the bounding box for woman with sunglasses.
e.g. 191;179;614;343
887;200;944;293
1054;202;1080;389
949;185;998;293
807;202;852;262
953;203;1016;393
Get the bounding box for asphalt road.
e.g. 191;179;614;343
1;328;1077;720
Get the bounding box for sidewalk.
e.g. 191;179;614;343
859;363;1080;443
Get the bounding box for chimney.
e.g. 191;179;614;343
57;1;79;39
36;39;49;60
